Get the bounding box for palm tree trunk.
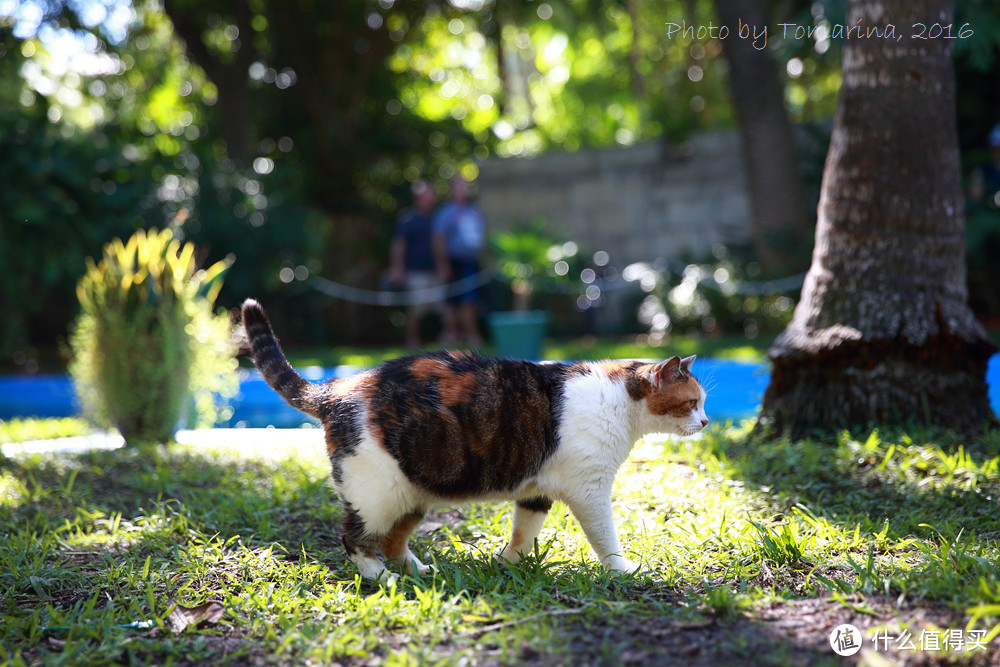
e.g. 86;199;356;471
760;0;997;436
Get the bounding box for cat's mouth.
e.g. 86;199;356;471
680;423;705;436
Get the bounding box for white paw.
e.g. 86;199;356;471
374;570;399;585
408;561;434;576
602;555;640;573
394;550;434;576
499;547;525;565
356;561;395;582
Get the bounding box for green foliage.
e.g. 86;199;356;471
747;518;809;568
632;245;798;341
966;207;1000;322
69;228;237;445
490;220;589;311
491;222;558;286
0;16;322;359
392;0;734;158
698;583;751;619
956;0;1000;72
0;34;163;358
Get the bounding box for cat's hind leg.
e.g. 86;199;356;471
500;496;552;564
335;445;424;581
341;505;395;582
379;511;432;576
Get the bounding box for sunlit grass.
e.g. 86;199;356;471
0;417;92;444
2;421;999;663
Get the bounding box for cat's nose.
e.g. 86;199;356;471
701;418;709;428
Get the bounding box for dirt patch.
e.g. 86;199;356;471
502;594;998;666
418;508;467;535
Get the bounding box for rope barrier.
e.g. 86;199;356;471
308;261;805;306
656;258;806;295
703;273;805;295
310;270;494;307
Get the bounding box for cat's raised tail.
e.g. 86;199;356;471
241;299;321;417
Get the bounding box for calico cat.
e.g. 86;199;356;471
241;298;708;581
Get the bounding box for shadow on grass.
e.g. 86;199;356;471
2;444;345;553
1;445;349;664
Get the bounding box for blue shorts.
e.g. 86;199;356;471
449;259;481;306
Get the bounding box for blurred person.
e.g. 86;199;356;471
389;179;450;347
433;177;486;346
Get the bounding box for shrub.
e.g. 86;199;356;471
69;228;238;445
491;220;592;311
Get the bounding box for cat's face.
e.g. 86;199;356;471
636;356;708;436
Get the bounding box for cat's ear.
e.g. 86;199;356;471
648;356;683;389
680;355;696;373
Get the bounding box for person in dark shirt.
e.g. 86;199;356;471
390;179;449;347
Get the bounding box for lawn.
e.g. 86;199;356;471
3;420;1000;665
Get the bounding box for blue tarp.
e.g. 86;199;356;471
2;355;998;429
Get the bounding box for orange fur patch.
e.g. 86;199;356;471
597;361;629;381
645;381;700;417
324;371;379;404
439;371;476;406
410;357;449;380
469;435;491;456
379;513;424;559
510;528;523;550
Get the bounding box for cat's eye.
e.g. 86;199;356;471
689;399;698;409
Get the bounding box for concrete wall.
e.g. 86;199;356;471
477;129;750;265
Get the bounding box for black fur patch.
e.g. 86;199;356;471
369;353;572;498
518;496;554;513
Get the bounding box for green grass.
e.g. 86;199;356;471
283;333;773;369
3;422;1000;664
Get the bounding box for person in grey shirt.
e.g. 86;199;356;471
433;177;485;346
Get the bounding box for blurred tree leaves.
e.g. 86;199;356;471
1;0;740;356
0;3;320;357
0;30;158;355
2;0;998;357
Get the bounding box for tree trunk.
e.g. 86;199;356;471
760;0;997;437
713;0;813;274
162;0;256;167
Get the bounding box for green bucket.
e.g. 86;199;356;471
487;310;550;360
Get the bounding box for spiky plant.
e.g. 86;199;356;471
70;228;237;445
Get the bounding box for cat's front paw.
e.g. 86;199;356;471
498;546;526;565
409;561;434;576
393;550;434;577
602;554;640;573
374;570;400;585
